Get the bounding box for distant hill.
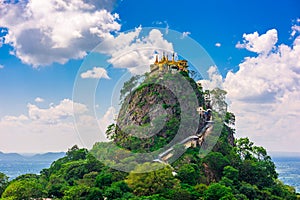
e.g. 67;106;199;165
30;152;66;161
0;152;25;161
0;152;65;161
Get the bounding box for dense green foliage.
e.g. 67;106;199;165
2;175;46;199
0;172;8;197
0;72;299;199
1;128;298;199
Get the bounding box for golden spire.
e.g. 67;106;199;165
155;54;158;64
172;53;175;62
162;52;165;61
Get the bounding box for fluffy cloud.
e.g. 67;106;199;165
81;67;110;79
235;29;278;54
197;66;223;90
0;64;3;69
215;42;221;47
224;27;300;152
27;99;88;124
291;25;300;37
181;31;191;39
0;99;87;152
98;27;174;74
34;97;44;103
0;0;120;66
0;98;116;152
98;106;116;134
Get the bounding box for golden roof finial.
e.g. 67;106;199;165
162;52;165;61
155;54;158;64
172;53;175;62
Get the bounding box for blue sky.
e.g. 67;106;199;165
0;0;299;153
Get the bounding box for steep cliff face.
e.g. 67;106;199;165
119;83;179;130
114;73;206;153
115;83;180;152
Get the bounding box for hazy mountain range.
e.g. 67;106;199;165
0;151;65;162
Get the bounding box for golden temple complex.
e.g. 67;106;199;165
150;53;188;74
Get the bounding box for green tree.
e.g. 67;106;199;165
194;183;208;196
203;152;230;180
0;172;8;196
164;187;194;200
95;170;113;189
271;180;298;200
120;75;142;101
224;112;235;126
203;183;235;200
87;187;104;200
236;138;277;189
239;159;276;189
239;182;258;200
85;153;105;172
235;138;255;160
106;124;116;140
223;166;239;184
61;160;89;185
63;185;88;200
103;185;123;199
125;162;180;196
2;178;46;199
176;163;199;185
76;171;99;187
47;174;69;198
66;145;88;161
63;185;103;200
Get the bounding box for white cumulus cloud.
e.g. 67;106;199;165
181;31;191;39
291;25;300;37
34;97;44;103
215;42;221;47
28;99;88;124
197;66;223;91
98;27;174;74
81;67;110;79
0;0;120;67
235;29;278;54
224;27;300;152
0;99;91;152
98;106;116;134
0;97;119;153
0;97;118;152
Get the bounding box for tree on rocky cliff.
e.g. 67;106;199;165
0;172;8;196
